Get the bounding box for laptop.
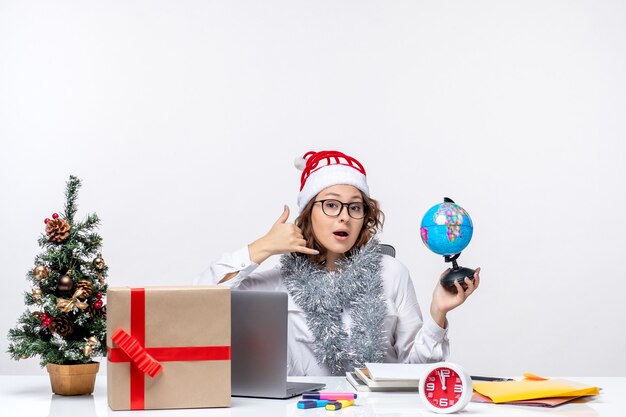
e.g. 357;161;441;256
231;290;326;398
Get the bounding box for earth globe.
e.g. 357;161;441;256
420;197;475;293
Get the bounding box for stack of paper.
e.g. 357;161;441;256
346;363;428;392
472;373;600;407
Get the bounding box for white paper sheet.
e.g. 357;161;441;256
364;362;433;381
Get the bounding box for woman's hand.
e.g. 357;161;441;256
248;205;319;264
429;267;481;329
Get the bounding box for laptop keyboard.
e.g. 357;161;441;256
286;381;324;395
287;381;307;393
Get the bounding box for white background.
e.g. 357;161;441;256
1;0;624;376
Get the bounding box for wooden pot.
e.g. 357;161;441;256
46;362;100;395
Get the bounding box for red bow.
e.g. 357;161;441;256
111;328;163;378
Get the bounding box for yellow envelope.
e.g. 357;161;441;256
473;375;600;403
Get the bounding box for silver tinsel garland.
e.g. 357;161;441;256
281;238;388;375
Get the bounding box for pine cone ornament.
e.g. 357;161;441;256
45;218;71;243
49;316;74;337
74;280;94;298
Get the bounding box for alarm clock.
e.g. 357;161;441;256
419;362;473;414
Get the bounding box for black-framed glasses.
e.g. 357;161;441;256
313;199;368;219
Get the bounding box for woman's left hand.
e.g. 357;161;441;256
430;267;480;328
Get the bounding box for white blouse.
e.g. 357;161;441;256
196;246;450;376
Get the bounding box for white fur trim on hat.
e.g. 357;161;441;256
297;164;369;212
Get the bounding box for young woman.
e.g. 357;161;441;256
197;150;480;376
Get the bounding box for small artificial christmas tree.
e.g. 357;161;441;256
8;176;108;368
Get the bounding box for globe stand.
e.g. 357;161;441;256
441;253;475;294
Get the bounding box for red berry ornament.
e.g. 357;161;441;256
95;293;102;300
44;218;50;224
52;213;59;219
94;300;103;309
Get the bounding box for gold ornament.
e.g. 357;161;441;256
97;273;105;285
33;265;50;280
93;253;106;270
21;355;29;360
32;287;43;297
58;275;73;291
57;286;91;313
83;344;93;357
88;336;99;346
57;297;89;313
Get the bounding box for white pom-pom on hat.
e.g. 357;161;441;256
294;156;307;171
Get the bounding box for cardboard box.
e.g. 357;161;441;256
107;286;230;410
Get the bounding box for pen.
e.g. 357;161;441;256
325;400;354;410
302;392;357;400
297;400;329;409
471;375;515;382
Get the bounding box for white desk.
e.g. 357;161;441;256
1;375;622;417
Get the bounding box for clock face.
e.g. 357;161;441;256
419;363;473;414
423;366;465;409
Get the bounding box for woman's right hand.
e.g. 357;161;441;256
248;205;319;264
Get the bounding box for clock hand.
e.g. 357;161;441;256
439;371;447;390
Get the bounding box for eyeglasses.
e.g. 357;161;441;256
313;199;368;219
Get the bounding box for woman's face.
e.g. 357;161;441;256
311;184;365;262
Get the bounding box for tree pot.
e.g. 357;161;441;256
46;362;100;395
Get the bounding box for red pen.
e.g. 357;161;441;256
302;392;357;401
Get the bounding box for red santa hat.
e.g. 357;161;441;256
295;150;370;212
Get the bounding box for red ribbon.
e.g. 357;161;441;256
107;288;231;410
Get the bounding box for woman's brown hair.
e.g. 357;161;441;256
295;192;385;265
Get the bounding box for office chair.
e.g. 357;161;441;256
379;244;396;258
